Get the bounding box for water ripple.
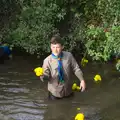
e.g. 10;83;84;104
2;88;30;93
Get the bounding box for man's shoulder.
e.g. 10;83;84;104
63;51;72;57
43;54;51;62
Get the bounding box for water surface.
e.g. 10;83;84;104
0;55;120;120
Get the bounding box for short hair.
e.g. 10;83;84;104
50;35;63;45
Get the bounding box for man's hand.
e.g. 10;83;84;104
80;80;86;92
40;75;44;82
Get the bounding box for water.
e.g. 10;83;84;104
0;55;120;120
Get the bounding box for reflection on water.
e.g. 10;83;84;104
0;56;120;120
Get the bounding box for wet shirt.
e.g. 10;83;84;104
40;51;84;98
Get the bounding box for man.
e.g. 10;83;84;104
40;35;86;100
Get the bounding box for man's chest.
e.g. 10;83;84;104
49;58;71;70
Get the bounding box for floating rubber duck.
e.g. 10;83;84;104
81;57;88;67
117;59;120;62
34;67;44;76
72;83;77;90
76;86;81;91
72;83;81;91
77;108;80;111
94;74;102;82
75;113;84;120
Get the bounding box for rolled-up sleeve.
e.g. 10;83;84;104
70;53;84;81
40;58;50;81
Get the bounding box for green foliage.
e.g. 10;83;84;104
84;0;120;72
85;25;120;61
85;0;120;60
67;0;120;60
63;18;86;56
64;0;120;72
7;0;66;55
0;0;19;44
97;0;120;25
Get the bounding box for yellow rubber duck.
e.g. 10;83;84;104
81;57;88;67
94;74;102;82
117;59;120;62
72;83;81;91
75;113;84;120
76;86;81;91
34;67;44;76
72;83;77;90
115;58;120;63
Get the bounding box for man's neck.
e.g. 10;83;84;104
51;52;63;59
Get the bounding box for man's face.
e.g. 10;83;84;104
51;43;63;56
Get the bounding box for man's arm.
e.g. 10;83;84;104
70;53;86;91
40;58;50;81
70;53;84;81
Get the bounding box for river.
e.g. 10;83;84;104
0;54;120;120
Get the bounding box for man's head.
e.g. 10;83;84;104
50;35;64;56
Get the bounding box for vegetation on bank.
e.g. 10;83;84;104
0;0;120;70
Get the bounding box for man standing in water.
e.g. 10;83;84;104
40;35;86;100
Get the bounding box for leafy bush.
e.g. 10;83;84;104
67;0;120;60
7;0;66;55
85;25;120;61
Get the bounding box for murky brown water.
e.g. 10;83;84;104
0;55;120;120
